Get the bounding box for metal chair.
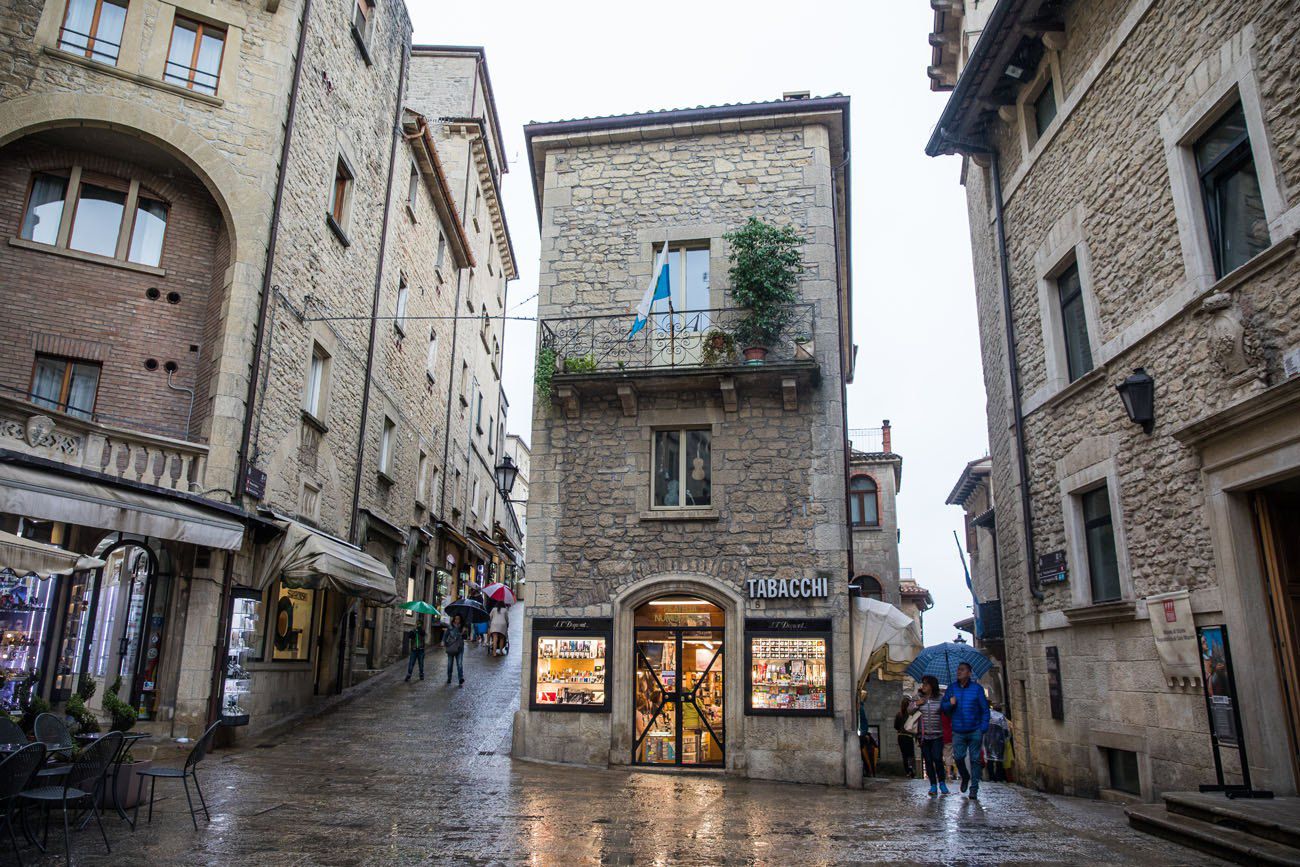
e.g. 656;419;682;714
17;731;120;867
0;718;27;746
0;742;46;866
32;713;74;780
135;720;221;830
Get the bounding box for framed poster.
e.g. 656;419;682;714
1198;625;1237;746
1045;646;1064;720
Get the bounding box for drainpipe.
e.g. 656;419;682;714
208;0;315;728
348;44;410;544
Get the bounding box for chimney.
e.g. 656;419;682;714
782;90;811;101
882;419;892;453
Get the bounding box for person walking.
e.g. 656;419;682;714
444;613;466;686
894;696;917;778
488;604;509;655
985;703;1012;783
403;621;426;681
909;675;949;797
943;661;991;800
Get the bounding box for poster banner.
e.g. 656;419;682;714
1198;625;1239;748
1146;589;1201;686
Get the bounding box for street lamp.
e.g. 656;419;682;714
494;455;520;498
1116;367;1156;435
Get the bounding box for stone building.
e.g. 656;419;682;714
926;0;1300;801
406;45;520;608
0;0;513;739
515;94;858;785
503;432;531;566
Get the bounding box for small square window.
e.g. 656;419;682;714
1104;748;1141;795
653;428;711;508
59;0;127;67
30;354;100;419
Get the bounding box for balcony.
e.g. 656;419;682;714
538;304;818;417
0;394;208;495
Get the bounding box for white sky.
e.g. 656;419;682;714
409;1;990;642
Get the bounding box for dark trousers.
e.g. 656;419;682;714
988;760;1006;782
446;651;464;683
897;735;916;777
920;737;944;786
406;648;425;678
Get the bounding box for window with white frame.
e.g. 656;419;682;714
1193;103;1270;278
378;416;395;476
653;428;711;508
394;274;409;335
1032;77;1057;139
417;451;428;503
58;0;127;66
407;161;419;212
425;328;438;380
471;477;480;516
304;343;329;420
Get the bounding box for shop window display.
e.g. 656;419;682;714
221;589;260;725
745;619;833;716
0;571;54;714
271;583;314;661
52;569;95;701
529;618;611;712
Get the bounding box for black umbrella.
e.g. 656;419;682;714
445;598;489;624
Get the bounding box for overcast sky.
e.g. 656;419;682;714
409;1;990;641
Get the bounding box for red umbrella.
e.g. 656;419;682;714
480;582;516;605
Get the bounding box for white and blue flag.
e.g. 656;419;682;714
628;240;671;339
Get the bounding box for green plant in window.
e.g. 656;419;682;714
724;217;805;348
563;353;598;374
700;329;737;366
534;346;558;402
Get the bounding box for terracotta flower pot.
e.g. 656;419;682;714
742;346;768;363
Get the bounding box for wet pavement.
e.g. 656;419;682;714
30;606;1223;866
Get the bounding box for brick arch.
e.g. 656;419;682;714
13;146;196;211
0;93;260;259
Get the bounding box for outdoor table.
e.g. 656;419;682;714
76;732;149;828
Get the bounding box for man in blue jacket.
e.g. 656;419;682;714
943;661;990;800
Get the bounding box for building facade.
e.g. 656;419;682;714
515;95;858;785
947;457;1008;708
0;0;517;740
927;0;1300;800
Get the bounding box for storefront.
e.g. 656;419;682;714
529;617;610;711
745;618;833;716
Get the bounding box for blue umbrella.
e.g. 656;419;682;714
905;641;992;684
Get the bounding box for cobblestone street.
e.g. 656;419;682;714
35;608;1220;866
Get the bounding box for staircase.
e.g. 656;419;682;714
1127;791;1300;866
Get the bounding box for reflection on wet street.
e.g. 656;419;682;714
52;607;1222;865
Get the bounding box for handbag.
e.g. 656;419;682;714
903;710;922;736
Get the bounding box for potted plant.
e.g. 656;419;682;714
563;353;598;373
101;677;153;810
66;675;99;735
723;217;805;363
535;346;558;402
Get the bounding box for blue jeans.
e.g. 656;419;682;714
952;729;983;790
406;648;425;678
446;651;464;683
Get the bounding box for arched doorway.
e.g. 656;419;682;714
632;595;725;766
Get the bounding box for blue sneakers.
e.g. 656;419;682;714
928;785;937;797
939;782;951;795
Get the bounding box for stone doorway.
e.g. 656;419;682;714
1253;482;1300;787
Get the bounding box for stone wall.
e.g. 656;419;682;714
850;454;902;605
953;0;1300;799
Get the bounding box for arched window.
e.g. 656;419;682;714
852;575;883;601
849;474;879;527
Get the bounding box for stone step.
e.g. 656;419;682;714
1126;803;1300;866
1163;791;1300;850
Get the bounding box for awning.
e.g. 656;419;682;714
0;462;244;550
254;519;397;605
0;530;105;577
852;596;923;688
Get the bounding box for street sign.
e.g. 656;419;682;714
243;465;267;500
1036;550;1068;585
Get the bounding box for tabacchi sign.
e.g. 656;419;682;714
746;576;828;600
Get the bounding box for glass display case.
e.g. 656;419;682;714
529;617;612;712
52;570;95;702
221;588;261;726
0;571;54;714
745;618;833;716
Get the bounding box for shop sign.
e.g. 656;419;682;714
1036;550;1067;585
1045;646;1064;720
243;465;267;500
533;617;612;633
745;618;832;632
746;576;828;600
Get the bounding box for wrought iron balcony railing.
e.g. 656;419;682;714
539;304;816;374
